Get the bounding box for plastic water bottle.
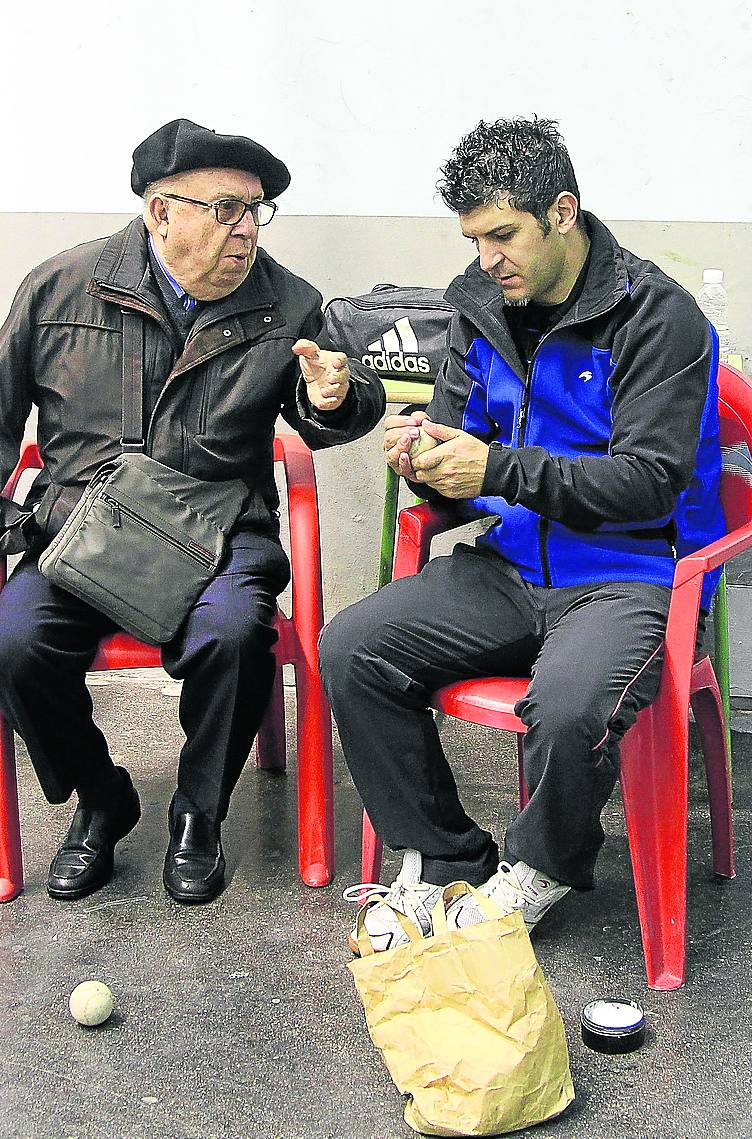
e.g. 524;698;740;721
697;269;731;361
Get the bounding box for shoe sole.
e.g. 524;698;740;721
163;884;225;905
162;863;226;905
47;879;110;902
46;797;141;901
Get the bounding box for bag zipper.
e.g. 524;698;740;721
100;494;216;569
327;296;453;313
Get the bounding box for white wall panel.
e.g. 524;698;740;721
1;0;751;218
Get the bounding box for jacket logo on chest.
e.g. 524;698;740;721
578;370;593;382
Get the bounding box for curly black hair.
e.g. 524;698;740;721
437;117;581;234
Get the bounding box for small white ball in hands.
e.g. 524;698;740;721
409;426;439;460
68;980;115;1026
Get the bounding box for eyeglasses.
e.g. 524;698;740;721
160;193;277;227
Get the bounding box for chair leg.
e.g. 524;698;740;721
378;465;401;589
255;664;286;771
294;662;334;888
0;715;23;902
691;680;735;879
619;701;689;990
361;810;383;883
516;734;529;810
712;568;733;771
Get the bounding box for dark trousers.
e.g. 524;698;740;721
320;542;681;890
0;531;290;823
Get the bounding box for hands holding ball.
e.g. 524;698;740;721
408;426;440;460
383;411;490;499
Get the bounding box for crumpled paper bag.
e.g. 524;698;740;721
348;882;575;1136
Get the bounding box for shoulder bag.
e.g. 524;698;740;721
39;311;248;645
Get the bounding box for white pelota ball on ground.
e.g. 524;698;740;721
69;980;115;1026
409;427;439;459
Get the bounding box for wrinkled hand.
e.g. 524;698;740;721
383;410;432;474
293;339;351;411
403;421;489;498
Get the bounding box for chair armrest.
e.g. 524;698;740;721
273;433;324;653
1;441;42;500
659;517;752;712
673;520;752;586
393;501;485;579
1;442;44;592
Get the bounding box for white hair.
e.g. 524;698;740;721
142;175;188;228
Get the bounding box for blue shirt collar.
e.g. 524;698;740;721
148;235;196;309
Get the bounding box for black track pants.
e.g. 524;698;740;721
320;543;678;889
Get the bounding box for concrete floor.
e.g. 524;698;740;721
1;669;751;1139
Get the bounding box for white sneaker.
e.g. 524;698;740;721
344;849;443;954
446;860;570;933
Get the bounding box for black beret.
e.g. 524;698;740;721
131;118;291;199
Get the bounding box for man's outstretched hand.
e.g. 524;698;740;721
293;339;351;411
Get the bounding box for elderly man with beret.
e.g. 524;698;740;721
0;118;384;904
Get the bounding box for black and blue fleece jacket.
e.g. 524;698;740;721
416;212;725;610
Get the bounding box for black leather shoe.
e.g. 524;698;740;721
163;809;225;904
47;768;141;900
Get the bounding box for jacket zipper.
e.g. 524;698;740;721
514;309;615;587
100;494;215;569
539;519;552;587
197;377;211;436
513;352;553;586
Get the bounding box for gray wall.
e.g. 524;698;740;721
2;213;751;617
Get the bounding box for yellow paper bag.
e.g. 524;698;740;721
348;883;575;1137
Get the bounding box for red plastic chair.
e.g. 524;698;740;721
362;363;752;990
0;433;334;902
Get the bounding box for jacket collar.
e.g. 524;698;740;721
90;218;278;322
445;210;631;340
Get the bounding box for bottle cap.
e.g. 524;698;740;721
702;269;724;284
580;998;646;1054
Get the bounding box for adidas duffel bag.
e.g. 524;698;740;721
324;284;453;383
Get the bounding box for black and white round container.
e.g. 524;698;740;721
581;999;646;1054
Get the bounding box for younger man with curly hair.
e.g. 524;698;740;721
321;117;725;951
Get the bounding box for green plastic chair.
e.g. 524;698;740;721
379;379;433;589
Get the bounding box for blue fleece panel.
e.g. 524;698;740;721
463;338;520;439
524;336;613;455
465;330;724;608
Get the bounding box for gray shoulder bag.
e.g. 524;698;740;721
39;311;249;645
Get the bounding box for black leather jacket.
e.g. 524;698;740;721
0;219;385;552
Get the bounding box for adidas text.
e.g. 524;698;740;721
361;351;431;374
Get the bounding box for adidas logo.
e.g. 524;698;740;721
361;318;431;375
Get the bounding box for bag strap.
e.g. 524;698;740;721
120;309;145;454
431;881;523;935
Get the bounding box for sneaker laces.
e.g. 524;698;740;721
445;861;526;931
344;850;442;947
448;860;568;932
486;860;527;907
